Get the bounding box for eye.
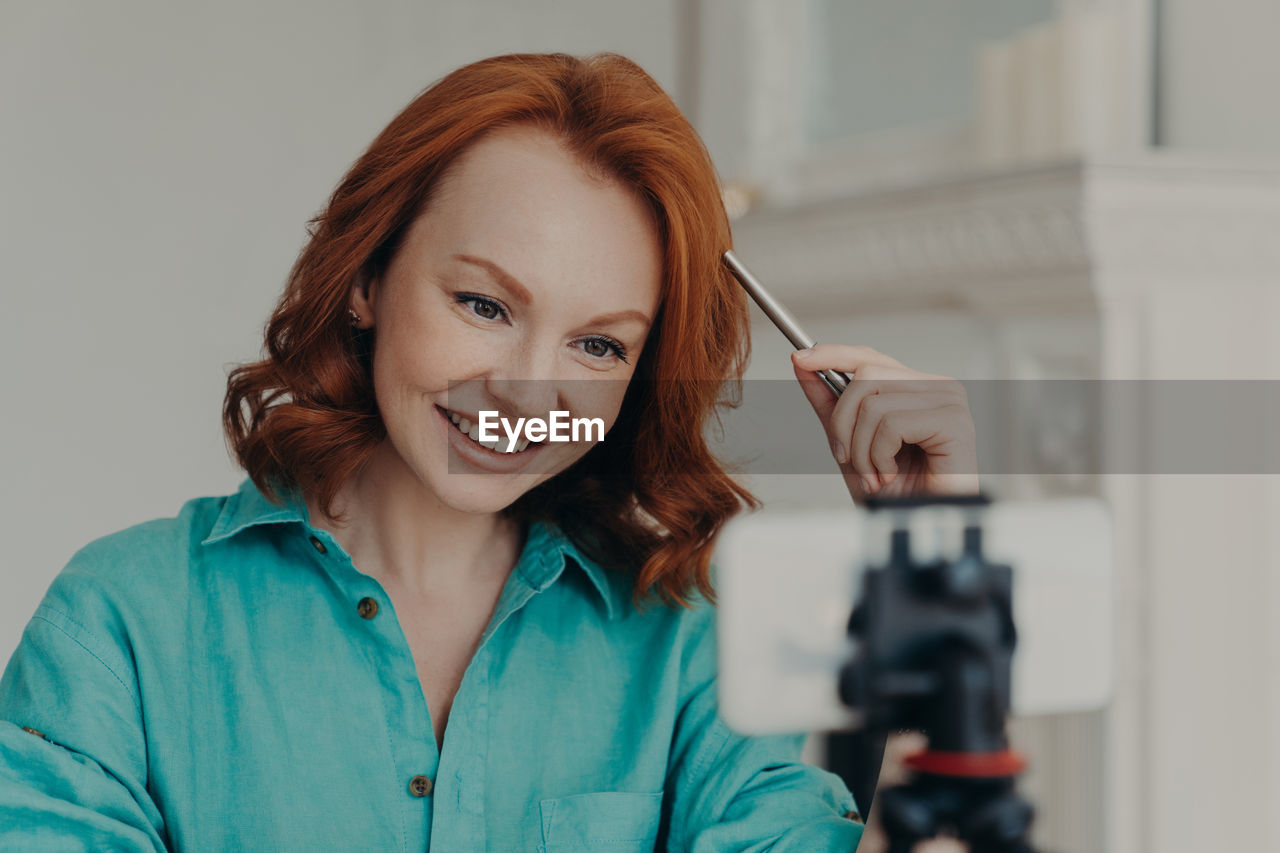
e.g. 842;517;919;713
580;335;629;364
454;293;509;322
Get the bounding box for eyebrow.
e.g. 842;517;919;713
452;253;653;329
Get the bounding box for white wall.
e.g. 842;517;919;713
0;1;678;658
806;0;1055;142
1161;0;1280;153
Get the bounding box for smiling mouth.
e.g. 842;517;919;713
435;405;543;454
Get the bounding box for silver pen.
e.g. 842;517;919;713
722;249;851;398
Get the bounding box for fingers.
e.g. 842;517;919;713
866;404;978;491
790;353;840;425
790;357;847;466
791;345;976;494
830;372;962;479
793;343;906;372
789;344;913;444
849;392;946;489
864;405;946;489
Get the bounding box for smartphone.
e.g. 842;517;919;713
714;497;1114;735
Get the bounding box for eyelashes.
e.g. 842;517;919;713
456;293;505;322
580;335;629;362
453;293;630;363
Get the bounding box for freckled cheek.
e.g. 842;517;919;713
563;384;630;435
375;343;444;395
378;323;498;391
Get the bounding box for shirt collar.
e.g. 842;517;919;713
202;477;622;620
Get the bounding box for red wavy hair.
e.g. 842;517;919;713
223;52;760;610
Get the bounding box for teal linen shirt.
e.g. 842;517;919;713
0;476;863;851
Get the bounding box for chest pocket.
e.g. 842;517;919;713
538;790;664;852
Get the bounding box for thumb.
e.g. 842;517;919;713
791;350;839;441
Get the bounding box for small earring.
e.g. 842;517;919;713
349;309;361;327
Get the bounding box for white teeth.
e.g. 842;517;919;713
445;407;534;453
466;424;503;452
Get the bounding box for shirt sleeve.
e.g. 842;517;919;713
0;575;169;852
662;595;864;852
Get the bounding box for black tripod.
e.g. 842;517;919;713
832;492;1037;853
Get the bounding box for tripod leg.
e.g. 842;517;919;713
957;783;1037;853
877;783;939;853
825;728;887;819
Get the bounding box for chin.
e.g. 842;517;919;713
429;474;537;515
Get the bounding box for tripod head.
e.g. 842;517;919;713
839;492;1036;852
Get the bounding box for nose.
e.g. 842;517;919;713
485;341;561;421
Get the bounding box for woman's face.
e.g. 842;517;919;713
351;124;663;515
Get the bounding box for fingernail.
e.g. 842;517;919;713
862;475;875;492
831;439;847;464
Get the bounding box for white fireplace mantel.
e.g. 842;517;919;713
729;152;1280;325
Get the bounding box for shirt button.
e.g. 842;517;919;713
21;726;47;740
843;810;863;824
408;775;433;797
357;597;379;619
309;536;327;555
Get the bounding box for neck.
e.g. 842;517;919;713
302;442;525;599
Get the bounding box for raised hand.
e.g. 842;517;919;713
790;344;980;503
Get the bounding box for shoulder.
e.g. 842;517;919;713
8;489;236;711
36;489;233;638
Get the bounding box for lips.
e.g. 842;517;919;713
437;405;544;452
434;404;546;473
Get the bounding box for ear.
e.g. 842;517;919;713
349;269;378;329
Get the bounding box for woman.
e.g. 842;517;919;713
0;53;977;851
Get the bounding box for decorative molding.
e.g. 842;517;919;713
729;154;1280;318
